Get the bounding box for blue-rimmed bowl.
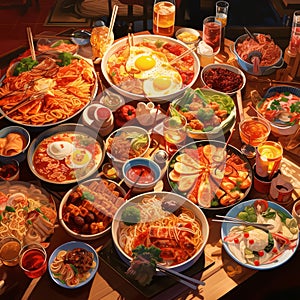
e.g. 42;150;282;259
256;85;300;136
122;158;161;193
48;241;99;289
0;126;30;163
232;33;283;76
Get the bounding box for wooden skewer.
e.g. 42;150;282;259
26;27;36;61
108;5;118;41
236;89;244;122
170;46;196;65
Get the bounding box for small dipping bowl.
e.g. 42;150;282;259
0;160;20;181
175;27;201;47
102;162;119;180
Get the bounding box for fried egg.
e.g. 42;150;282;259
47;141;74;160
143;66;182;97
125;46;169;80
65;148;92;169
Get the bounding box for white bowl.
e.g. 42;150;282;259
59;178;126;240
105;126;150;165
122;158;161;193
111;191;209;273
200;63;246;95
175;27;201;47
0;126;30;163
101;34;200;103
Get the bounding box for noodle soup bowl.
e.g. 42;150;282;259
232;33;283;76
0;126;30;163
112;191;209;273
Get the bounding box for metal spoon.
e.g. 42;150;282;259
244;27;259;43
59;29;91;39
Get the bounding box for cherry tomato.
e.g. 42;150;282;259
234;238;239;244
272;248;278;254
254;260;260;266
258;250;264;257
244;232;249;238
249;239;254;245
254;199;268;213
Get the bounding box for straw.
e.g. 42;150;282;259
268;158;281;180
26;27;36;61
108;5;118;41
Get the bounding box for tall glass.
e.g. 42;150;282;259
202;16;222;55
216;1;229;27
287;10;300;56
239;117;271;158
163;115;187;155
153;0;176;37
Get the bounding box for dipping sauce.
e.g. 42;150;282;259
126;166;155;184
0;160;19;180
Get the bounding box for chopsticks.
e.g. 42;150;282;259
236;90;244;122
170;45;196;65
212;215;274;231
123;170;144;201
128;32;134;47
26;27;36;61
108;5;118;41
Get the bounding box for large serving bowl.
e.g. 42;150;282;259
101;34;200;103
111;191;209;273
0;126;30;163
232;33;283;76
0;53;97;130
167;140;253;210
105;126;151;165
200;63;246;95
256;85;300;136
170;88;236;139
59;178;126;240
27;123;105;185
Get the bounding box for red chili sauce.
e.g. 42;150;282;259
126;165;155;184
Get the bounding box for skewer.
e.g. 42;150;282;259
170;46;196;65
236;89;244;122
108;5;118;42
26;27;36;61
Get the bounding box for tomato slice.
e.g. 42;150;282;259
254;199;268;212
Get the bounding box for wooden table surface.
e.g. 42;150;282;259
0;30;299;300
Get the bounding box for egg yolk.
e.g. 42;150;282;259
135;55;156;71
153;76;172;90
71;149;90;165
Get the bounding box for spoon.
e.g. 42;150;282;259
244;27;259;43
59;29;91;39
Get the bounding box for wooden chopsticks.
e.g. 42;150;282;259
108;5;118;41
170;45;196;65
128;33;134;47
26;27;36;61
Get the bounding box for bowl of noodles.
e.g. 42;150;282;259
101;34;200;103
233;33;283;76
111;191;209;273
0;52;97;130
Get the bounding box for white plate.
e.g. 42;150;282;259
221;199;299;270
48;241;99;289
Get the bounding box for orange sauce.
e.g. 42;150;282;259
126;166;155;184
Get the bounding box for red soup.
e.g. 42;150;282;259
126;166;155;184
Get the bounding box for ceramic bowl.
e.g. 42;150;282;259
111;191;209;273
0;126;30;163
175;27;201;47
200;63;246;95
122;158;161;193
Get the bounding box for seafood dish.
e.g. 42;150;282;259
60;179;125;240
112;192;209;273
0;51;97;127
221;199;299;270
28;124;105;184
49;241;99;289
0;181;57;244
170;88;236;139
167;141;252;209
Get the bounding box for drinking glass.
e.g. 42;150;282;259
153;0;176;37
287;10;300;56
216;1;229;28
163;115;187;156
239;117;271;158
19;243;47;278
0;236;22;267
202;16;222;55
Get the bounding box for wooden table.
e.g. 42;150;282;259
0;31;299;300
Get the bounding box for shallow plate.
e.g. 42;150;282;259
167;140;253;210
221;199;299;270
48;241;99;289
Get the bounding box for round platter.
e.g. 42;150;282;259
167;140;253;210
221;199;299;270
48;241;99;289
27;123;105;185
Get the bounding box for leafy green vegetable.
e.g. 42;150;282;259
261;208;276;219
198;107;215;121
82;191;95;201
5;206;15;212
70;264;79;274
121;206;141;226
264;233;274;253
13;57;38;76
51;39;71;48
290;102;300;113
132;245;162;265
269;100;282;111
57;52;76;66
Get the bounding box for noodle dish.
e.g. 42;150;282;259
101;35;200;102
167;140;253;209
0;181;57;245
170;88;236;139
0;51;97;128
112;191;209;273
221;199;299;270
49;241;99;289
27;124;105;184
